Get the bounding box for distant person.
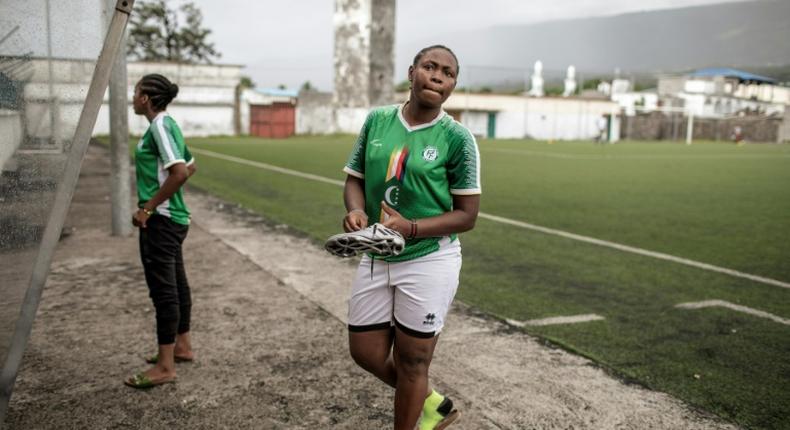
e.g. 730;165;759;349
595;115;608;143
340;45;481;429
126;74;197;389
731;125;744;145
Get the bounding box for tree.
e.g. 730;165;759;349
395;80;410;92
239;75;256;89
127;0;221;64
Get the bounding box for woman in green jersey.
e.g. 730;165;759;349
125;74;196;389
341;45;481;430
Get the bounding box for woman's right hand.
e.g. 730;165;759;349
343;209;368;232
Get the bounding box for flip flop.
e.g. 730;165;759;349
434;410;460;430
123;373;176;389
145;354;194;364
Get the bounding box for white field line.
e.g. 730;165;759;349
676;300;790;326
507;314;604;327
191;147;790;290
476;213;790;290
487;147;790;161
191;148;345;187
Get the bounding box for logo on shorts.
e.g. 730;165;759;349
423;313;436;325
422;146;438;162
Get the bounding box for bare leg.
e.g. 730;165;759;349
349;328;397;387
134;343;177;383
174;332;194;360
392;327;438;430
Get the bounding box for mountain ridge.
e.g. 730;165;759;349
399;0;790;83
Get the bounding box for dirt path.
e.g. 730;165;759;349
5;143;737;429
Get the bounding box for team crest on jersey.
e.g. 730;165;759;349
422;146;438;161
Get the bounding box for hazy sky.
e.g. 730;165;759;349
187;0;749;91
0;0;750;90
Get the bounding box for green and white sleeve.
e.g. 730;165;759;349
151;118;185;168
343;111;374;178
447;128;482;195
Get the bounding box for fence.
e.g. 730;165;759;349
620;110;784;143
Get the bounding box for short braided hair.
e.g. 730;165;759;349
412;45;459;76
138;74;179;111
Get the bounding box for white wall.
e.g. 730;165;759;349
20;59;243;139
461;111;488;138
334;107;369;134
297;91;618;140
444;93;618;140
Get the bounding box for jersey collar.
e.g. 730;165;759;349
397;102;446;132
152;111;169;122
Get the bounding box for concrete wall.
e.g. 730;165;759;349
0;110;23;171
776;109;790;143
296;90;334;135
20;59;243;140
96;61;243;137
426;92;618;140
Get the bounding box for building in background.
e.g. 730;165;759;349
658;68;788;118
241;87;298;138
11;59;244;140
394;91;618;141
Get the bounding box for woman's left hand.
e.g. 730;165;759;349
132;208;151;228
380;201;409;237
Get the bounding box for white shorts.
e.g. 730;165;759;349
347;237;462;338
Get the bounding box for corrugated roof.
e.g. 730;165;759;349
257;87;299;97
690;68;777;84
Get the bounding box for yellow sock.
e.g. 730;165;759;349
419;390;446;430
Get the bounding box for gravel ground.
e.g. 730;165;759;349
4;143;738;429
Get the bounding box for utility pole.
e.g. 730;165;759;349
107;0;132;236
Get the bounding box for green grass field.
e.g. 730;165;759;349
121;135;790;429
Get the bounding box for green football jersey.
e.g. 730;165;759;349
344;104;481;262
135;112;193;225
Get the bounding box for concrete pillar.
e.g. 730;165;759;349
333;0;395;131
106;0;132;236
368;0;396;107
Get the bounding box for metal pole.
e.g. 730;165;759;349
107;0;132;236
686;111;694;145
45;0;58;149
0;1;135;424
0;26;20;47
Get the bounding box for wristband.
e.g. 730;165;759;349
408;219;417;239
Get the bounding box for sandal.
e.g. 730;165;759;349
123;373;176;389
